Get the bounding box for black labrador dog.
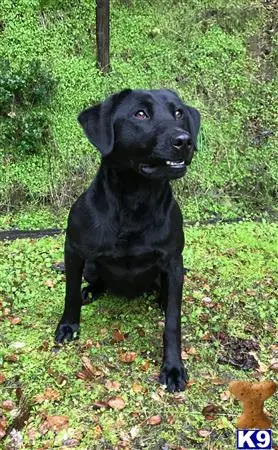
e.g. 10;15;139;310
55;89;200;392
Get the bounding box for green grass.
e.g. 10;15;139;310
0;0;277;222
0;206;67;231
0;221;277;449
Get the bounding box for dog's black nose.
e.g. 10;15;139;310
172;133;192;149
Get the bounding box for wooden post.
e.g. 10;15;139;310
96;0;110;73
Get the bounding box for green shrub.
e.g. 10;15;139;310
0;58;57;154
3;110;51;154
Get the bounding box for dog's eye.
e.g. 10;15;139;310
175;109;183;120
134;110;148;119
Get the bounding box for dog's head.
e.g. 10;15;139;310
78;89;200;180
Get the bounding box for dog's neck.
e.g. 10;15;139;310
96;161;172;215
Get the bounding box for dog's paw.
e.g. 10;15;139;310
81;285;94;305
159;362;188;393
81;282;105;305
81;285;100;305
55;323;80;344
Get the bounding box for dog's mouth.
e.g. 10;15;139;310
139;159;186;175
165;160;185;169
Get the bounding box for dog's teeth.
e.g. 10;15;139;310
166;160;184;167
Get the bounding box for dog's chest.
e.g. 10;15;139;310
97;230;156;259
94;249;159;297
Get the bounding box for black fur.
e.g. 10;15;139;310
55;89;200;392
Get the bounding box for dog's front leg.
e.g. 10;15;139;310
159;256;188;392
55;243;84;343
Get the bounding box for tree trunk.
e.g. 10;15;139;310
96;0;110;72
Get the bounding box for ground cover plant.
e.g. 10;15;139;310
0;221;277;449
0;0;277;223
0;0;277;448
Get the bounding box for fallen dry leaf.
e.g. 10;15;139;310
93;424;102;439
210;377;228;385
0;416;7;439
140;360;150;372
130;425;140;439
2;400;14;411
42;415;68;432
115;419;126;429
76;371;87;381
136;327;145;337
44;279;55;288
4;353;18;363
181;350;188;360
92;400;108;409
270;344;278;352
38;341;49;351
105;380;121;391
257;360;269;374
132;383;144;393
187;346;197;355
218;335;260;370
199;313;210;323
167;415;175;425
8;316;21;325
244;323;256;333
245;289;257;296
34;388;60;403
151;392;161;402
172;392;186;403
197;429;211;438
0;373;6;384
202;296;213;303
147;415;161;425
157;387;166;397
181;347;198;361
117;432;130;449
81;356;94;374
27;428;40;441
108;397;125;410
77;356;102;380
220;390;231;401
119;352;137;363
112;329;125;342
270;359;278;372
201;296;217;308
81;339;94;350
202;404;223;420
62;438;80;448
115;442;130;450
201;332;213;342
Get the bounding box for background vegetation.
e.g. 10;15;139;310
0;0;277;227
0;2;277;448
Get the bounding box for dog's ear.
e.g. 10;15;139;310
78;89;131;156
187;106;201;150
